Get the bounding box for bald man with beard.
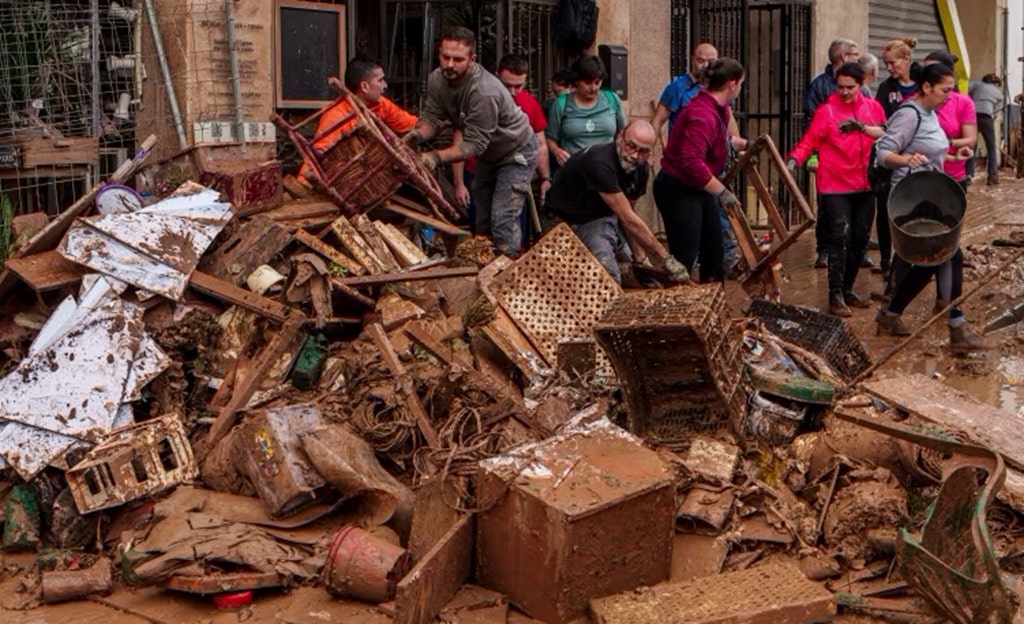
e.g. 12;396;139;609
544;121;689;284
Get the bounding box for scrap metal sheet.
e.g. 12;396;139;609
59;186;231;300
0;278;167;479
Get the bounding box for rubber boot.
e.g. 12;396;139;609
949;325;987;351
829;291;851;318
876;310;911;336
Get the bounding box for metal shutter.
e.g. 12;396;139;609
868;0;947;59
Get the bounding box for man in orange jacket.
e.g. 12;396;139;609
299;54;417;184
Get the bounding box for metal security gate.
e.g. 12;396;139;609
868;0;945;60
377;0;563;111
504;0;567;99
689;0;813;227
670;0;691;77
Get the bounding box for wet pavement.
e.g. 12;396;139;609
728;172;1024;416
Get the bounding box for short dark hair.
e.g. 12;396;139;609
552;68;574;87
498;53;529;75
571;54;605;82
441;26;476;54
836;61;866;84
924;50;958;69
982;73;1003;87
916;62;954;93
344;53;381;92
705;58;744;90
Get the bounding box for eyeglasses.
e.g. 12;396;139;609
622;139;653;157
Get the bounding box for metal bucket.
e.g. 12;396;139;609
321;524;411;603
888;171;966;266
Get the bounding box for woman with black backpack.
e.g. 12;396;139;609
873;63;983;351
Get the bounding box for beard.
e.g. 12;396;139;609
442;66;467;82
619;155;639;173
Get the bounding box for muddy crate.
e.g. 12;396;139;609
593;285;746;445
746;298;871;382
476;419;676;624
66;414;198;514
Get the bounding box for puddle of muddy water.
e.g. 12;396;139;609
940;353;1024;416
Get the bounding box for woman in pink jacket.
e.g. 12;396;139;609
787;62;887;317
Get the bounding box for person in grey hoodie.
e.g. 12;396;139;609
968;73;1005;184
404;26;537;258
874;63;983;351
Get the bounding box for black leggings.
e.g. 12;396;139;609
820;192;874;293
875;188;892;270
887;248;965;322
653;171;724;283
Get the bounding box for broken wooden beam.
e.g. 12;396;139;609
189;271;292;322
337;266;478;288
293;228;365;276
379;202;470;237
354;214;401;271
197;313;305;460
4;250;86;292
374;221;429;267
331;216;388;274
367;323;440;448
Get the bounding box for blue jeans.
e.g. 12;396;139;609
472;134;538;258
568;215;629;283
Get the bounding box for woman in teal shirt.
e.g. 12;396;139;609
546;54;627;166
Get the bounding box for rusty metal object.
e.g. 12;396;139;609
322;524;412;603
164;570;281;594
476;419;676;624
832;409;1018;623
589;561;834;624
488;223;623;379
41;558;113;604
238;404;328;518
66;414;198;514
593;285;745;443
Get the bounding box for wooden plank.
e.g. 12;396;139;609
293;228;365;276
379;202;470;237
337;266;478;287
260;199;338;222
196;313;305;461
367;323;440;448
394;514;473;624
375;221;428;267
189;271;292;323
482;307;550;375
353;214;401;271
5;250;86;292
199;215;293;284
863;374;1024;472
330;216;387;274
16;136;99;167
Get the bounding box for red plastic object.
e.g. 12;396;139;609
213;590;253;610
321;524;412;603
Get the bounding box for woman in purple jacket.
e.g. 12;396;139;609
653;58;745;283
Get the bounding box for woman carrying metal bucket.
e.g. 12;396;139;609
873;63;985;351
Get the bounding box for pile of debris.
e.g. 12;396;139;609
1;134;1024;624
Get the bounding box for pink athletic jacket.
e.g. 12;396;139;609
788;92;886;194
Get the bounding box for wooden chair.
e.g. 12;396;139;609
272;78;459;222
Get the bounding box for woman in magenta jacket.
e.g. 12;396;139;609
653;58;746;283
787;62;887;317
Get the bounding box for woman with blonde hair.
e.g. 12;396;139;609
872;36;922;284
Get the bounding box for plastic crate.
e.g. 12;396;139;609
594;286;747;442
746;298;871;382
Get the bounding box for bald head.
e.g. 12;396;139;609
690;43;719;80
624;120;656;144
617;121;655;173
